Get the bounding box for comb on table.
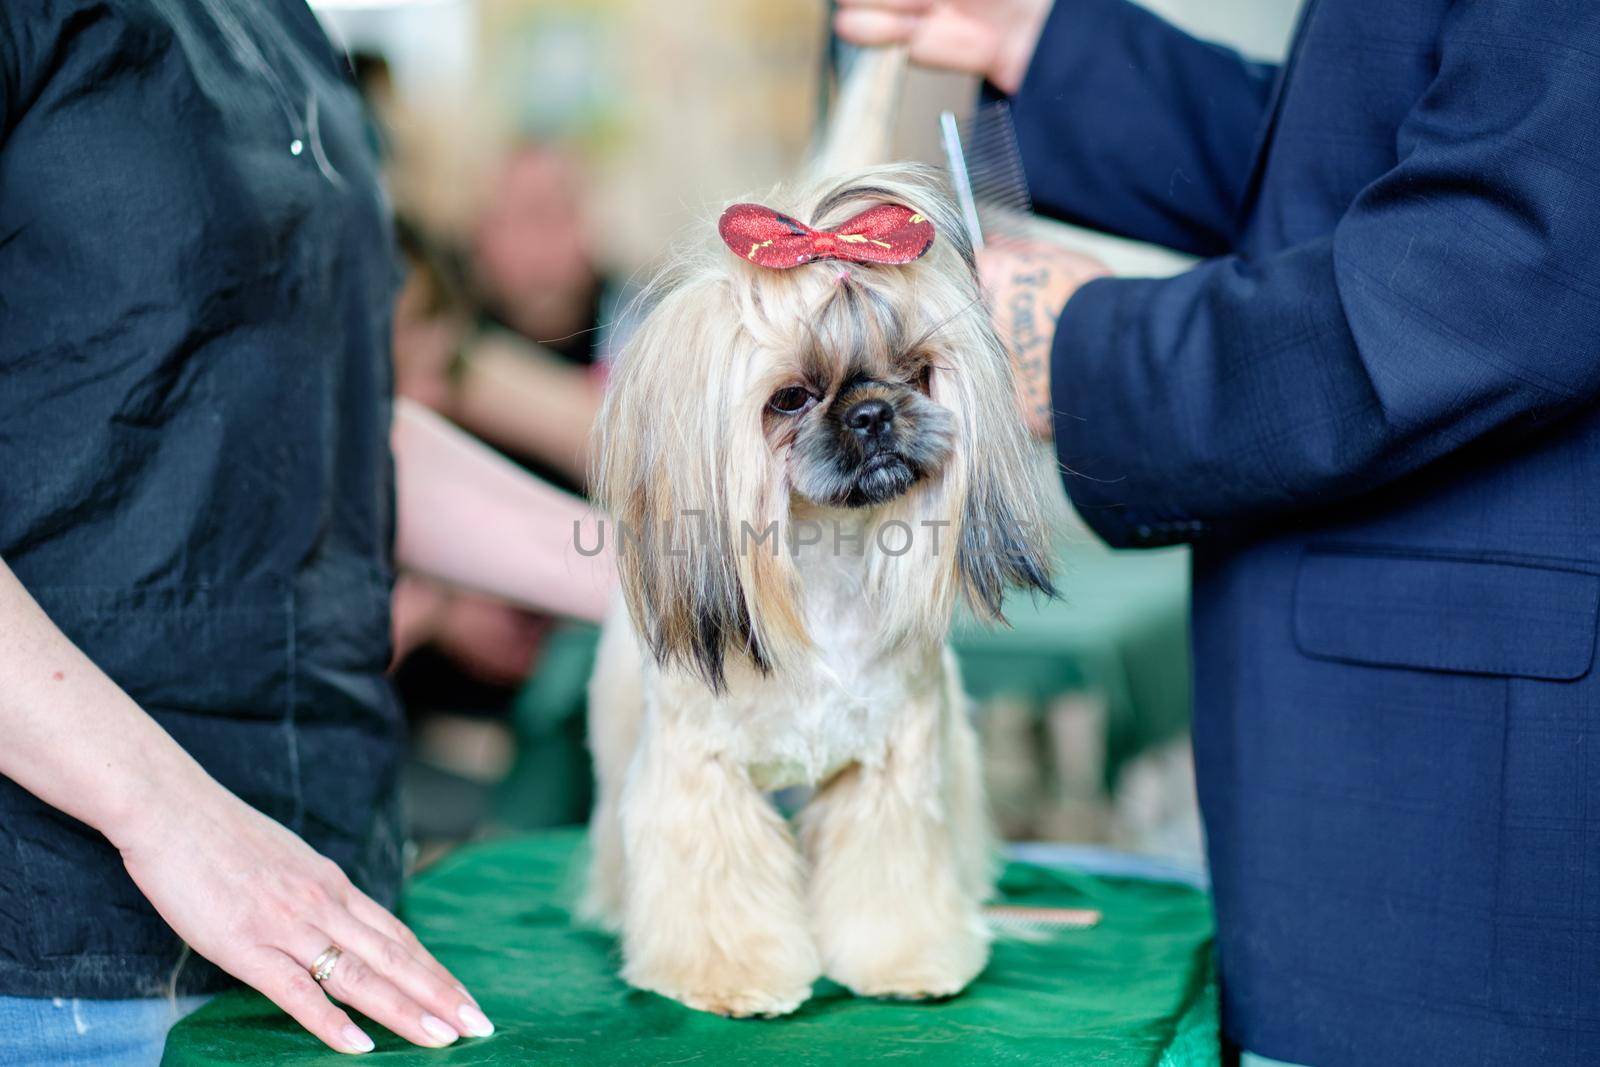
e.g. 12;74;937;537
985;903;1103;942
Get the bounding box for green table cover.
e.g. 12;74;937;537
163;831;1218;1066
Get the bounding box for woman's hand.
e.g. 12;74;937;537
115;781;494;1055
0;560;489;1055
979;241;1109;438
833;0;1054;94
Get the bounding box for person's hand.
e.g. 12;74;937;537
833;0;1053;94
434;594;550;688
391;574;452;666
392;273;466;414
114;779;494;1055
979;241;1109;438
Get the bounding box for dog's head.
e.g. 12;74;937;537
596;164;1054;689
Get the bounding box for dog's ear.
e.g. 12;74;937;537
933;282;1057;621
607;479;762;694
593;280;805;692
956;469;1056;620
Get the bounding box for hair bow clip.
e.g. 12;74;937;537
717;202;934;270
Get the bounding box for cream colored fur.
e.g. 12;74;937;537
581;164;1052;1018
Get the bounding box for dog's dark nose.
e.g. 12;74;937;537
844;398;894;441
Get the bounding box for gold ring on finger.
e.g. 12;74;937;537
310;945;342;984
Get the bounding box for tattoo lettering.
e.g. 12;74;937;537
1006;264;1056;437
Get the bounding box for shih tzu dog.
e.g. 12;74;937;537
582;163;1055;1018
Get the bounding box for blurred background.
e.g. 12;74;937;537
315;0;1302;873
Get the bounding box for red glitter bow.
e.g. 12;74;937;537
717;202;935;269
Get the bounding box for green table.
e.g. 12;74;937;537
163;831;1218;1066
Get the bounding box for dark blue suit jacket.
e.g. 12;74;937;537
1011;1;1600;1063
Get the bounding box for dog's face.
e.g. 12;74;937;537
767;292;954;511
596;165;1054;689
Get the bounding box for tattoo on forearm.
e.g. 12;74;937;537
1005;261;1059;436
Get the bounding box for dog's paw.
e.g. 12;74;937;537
840;965;977;1001
628;968;813;1017
624;952;818;1018
825;922;990;1002
673;984;812;1018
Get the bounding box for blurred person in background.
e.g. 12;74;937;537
0;2;611;1063
351;57;607;493
472;145;606;367
461;143;615;493
385;213;605;826
839;1;1600;1065
389;205;604;500
350;52;608;748
349;51;608;830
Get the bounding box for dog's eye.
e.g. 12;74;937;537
915;363;933;396
767;386;815;415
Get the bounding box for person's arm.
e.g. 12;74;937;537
1003;0;1277;256
1001;0;1600;548
450;331;603;487
0;558;493;1055
835;0;1277;255
391;399;613;623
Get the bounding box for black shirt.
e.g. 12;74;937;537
0;0;403;997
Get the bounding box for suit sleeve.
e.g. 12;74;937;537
1006;0;1278;256
0;12;14;132
1052;0;1600;548
0;3;44;139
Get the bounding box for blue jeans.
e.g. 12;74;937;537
0;995;209;1066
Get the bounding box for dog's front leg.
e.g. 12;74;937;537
619;710;819;1018
799;671;993;1000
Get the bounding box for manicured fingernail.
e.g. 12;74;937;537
458;1003;495;1038
341;1025;375;1054
420;1013;459;1046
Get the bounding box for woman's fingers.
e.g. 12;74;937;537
289;930;461;1049
326;908;495;1039
116;792;484;1054
343;886;472;1001
248;950;375;1056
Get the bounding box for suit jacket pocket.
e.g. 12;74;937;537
1293;547;1600;681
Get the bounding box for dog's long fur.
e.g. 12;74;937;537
583;163;1055;1017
